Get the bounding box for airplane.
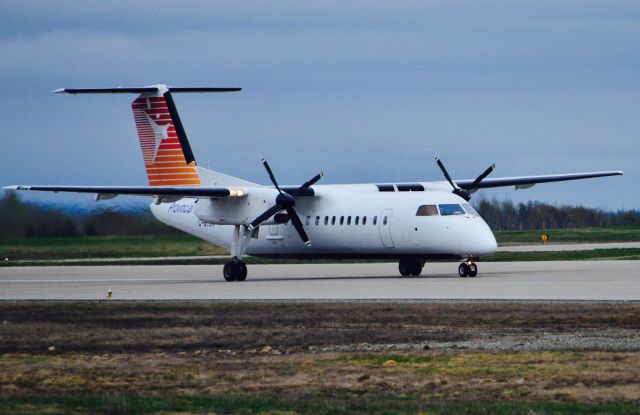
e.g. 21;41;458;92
4;85;623;281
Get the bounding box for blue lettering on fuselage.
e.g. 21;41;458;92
168;203;194;214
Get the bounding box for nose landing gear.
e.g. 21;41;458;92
458;258;478;278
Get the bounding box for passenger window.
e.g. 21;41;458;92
331;216;336;225
439;204;465;216
373;216;377;225
305;216;310;226
355;216;359;225
347;216;352;225
323;216;328;225
340;216;344;225
383;216;388;225
416;205;438;216
315;216;320;226
362;216;367;225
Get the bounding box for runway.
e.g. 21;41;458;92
1;261;638;301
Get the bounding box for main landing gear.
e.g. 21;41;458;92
458;258;478;278
398;258;424;277
223;259;247;281
223;225;254;282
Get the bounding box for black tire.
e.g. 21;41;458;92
469;263;478;277
410;259;423;277
237;262;248;281
398;260;411;277
398;259;411;277
458;263;470;278
223;262;237;281
400;258;423;277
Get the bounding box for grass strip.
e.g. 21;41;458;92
2;248;639;267
1;395;638;415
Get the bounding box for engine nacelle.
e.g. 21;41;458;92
194;187;282;225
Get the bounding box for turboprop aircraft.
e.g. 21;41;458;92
4;85;623;281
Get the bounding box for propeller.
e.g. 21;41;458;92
435;157;495;201
249;159;323;246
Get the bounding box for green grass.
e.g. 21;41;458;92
495;226;640;245
1;395;638;415
0;234;227;260
2;248;638;267
486;248;640;261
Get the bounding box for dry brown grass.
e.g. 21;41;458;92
1;301;640;409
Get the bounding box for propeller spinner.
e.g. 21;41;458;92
435;157;495;201
249;159;323;246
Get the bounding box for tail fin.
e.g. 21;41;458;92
131;87;201;186
53;84;241;187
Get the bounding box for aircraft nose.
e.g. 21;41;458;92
474;219;498;256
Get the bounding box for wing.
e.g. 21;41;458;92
455;171;623;191
2;185;245;200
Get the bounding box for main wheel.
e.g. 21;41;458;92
399;259;411;277
469;263;478;277
223;262;237;281
458;263;470;278
237;262;248;281
409;259;423;277
223;260;248;282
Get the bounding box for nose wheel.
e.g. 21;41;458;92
458;260;478;278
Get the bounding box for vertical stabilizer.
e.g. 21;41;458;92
131;86;201;186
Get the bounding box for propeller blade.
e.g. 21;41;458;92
286;207;311;246
467;164;496;190
249;204;283;229
293;172;323;196
435;157;458;190
261;158;281;193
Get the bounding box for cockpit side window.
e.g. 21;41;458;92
438;204;465;216
416;205;438;216
462;203;479;216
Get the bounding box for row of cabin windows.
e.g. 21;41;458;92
286;215;389;226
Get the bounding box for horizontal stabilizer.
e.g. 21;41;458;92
52;87;241;94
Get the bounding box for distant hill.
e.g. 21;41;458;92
475;197;640;231
0;192;179;238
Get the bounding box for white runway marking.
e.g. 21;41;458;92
1;261;638;301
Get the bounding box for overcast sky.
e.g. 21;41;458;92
1;1;638;210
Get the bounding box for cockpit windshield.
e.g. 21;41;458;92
438;204;465;216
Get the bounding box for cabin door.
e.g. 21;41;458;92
379;209;395;248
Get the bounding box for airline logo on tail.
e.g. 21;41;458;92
132;94;201;187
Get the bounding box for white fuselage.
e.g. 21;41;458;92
150;183;498;259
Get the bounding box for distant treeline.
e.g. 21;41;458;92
475;198;640;231
1;192;639;238
0;193;179;238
